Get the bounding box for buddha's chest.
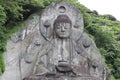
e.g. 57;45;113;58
49;41;71;64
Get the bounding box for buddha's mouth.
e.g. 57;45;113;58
55;60;72;72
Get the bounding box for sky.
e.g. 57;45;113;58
78;0;120;21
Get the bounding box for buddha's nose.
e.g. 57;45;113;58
61;26;65;32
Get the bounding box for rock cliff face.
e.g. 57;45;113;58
1;2;109;80
1;14;42;80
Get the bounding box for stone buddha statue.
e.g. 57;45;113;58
23;2;108;80
34;14;89;75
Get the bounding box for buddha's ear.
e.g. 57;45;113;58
43;20;51;28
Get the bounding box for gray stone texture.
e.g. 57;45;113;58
1;2;109;80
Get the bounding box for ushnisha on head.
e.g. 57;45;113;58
54;15;72;39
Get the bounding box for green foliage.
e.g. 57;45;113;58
83;8;120;79
0;5;7;73
0;5;6;26
0;52;5;73
74;2;120;79
0;1;23;22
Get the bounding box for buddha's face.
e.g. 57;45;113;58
54;22;71;39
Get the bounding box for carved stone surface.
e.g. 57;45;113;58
32;2;105;80
1;2;109;80
23;75;99;80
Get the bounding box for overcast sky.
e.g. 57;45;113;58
78;0;120;21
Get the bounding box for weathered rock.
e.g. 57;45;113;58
1;14;42;80
1;2;109;80
23;75;99;80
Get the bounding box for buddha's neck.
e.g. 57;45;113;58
55;38;70;43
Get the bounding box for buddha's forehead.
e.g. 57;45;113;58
54;15;72;25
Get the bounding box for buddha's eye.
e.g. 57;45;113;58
56;26;60;29
56;23;62;29
60;23;65;27
64;23;70;29
55;23;71;29
56;24;61;29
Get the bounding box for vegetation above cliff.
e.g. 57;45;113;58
0;0;120;79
